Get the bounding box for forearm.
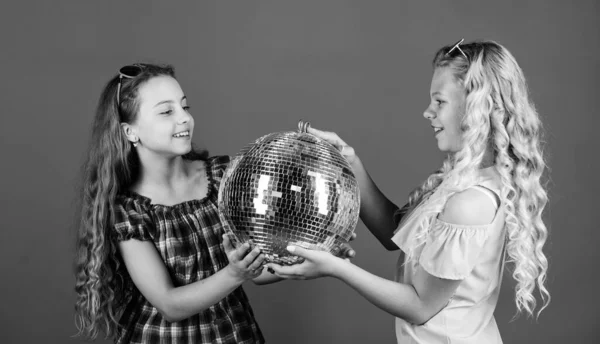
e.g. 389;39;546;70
163;266;244;321
331;259;428;324
351;157;400;250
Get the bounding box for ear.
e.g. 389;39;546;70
120;122;138;143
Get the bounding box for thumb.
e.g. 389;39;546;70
286;245;314;259
307;127;345;146
222;234;234;254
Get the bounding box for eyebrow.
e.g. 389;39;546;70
154;96;187;108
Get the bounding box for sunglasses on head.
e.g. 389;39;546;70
116;63;146;105
446;38;468;59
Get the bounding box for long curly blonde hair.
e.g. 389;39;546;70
74;64;207;339
405;41;550;318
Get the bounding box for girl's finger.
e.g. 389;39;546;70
307;127;347;147
337;245;356;259
268;262;302;276
222;234;234;254
248;254;266;271
233;242;252;261
241;246;262;267
251;266;264;276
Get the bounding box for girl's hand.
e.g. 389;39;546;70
266;246;342;280
332;232;357;261
223;234;265;282
307;127;358;165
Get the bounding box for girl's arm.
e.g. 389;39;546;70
252;268;283;285
351;156;404;250
119;235;264;322
307;127;401;250
268;246;460;324
268;187;497;324
333;259;461;324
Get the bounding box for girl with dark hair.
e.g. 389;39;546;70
74;64;278;343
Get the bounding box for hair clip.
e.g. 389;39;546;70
446;38;468;59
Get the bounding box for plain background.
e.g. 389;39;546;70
0;1;598;343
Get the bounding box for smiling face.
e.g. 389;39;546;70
123;75;194;157
423;67;467;154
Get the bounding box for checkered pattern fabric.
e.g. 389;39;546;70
113;156;264;344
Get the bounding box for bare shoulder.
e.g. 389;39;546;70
439;188;497;226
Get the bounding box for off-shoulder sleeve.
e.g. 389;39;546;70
113;197;154;242
418;219;489;280
208;155;232;189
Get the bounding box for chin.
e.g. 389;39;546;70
437;141;461;154
172;145;193;156
437;143;449;152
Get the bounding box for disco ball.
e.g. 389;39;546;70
218;121;360;265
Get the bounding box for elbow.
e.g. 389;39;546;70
381;239;399;251
409;306;439;326
155;296;188;323
411;313;433;326
374;229;399;251
160;306;197;323
393;298;437;326
388;309;429;325
147;289;201;322
384;243;399;252
161;313;178;323
158;306;182;323
395;312;431;327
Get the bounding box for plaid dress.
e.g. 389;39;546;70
112;155;264;344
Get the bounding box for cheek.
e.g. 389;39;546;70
142;121;172;139
448;108;464;132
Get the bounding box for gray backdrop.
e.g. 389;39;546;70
0;1;598;343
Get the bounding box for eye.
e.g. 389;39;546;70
435;99;445;106
183;106;191;111
160;109;173;115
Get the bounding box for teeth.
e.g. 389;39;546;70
173;131;189;138
433;128;443;133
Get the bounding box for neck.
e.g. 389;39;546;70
480;145;495;169
135;150;189;190
448;145;495;169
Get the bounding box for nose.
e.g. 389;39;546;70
177;106;192;124
423;106;436;120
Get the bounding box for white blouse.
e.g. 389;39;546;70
392;167;506;344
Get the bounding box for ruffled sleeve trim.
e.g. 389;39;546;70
418;218;489;280
113;195;154;242
207;155;231;192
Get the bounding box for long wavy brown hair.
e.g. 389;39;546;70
74;64;207;339
405;41;550;318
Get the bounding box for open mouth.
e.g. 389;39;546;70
432;127;443;135
173;130;190;138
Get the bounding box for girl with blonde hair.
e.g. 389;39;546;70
269;40;550;343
